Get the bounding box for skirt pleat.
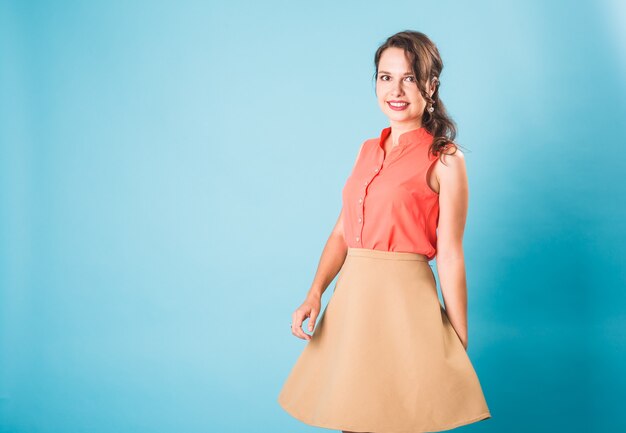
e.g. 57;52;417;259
277;247;491;433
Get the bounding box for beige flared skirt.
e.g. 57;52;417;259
277;247;491;433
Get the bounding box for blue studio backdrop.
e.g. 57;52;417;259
1;1;625;432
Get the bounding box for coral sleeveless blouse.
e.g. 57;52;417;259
341;126;441;260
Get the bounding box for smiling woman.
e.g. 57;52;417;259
372;35;458;162
277;30;491;433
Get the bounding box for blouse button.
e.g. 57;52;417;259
363;180;368;186
358;197;363;204
356;236;360;242
358;217;362;223
374;167;379;172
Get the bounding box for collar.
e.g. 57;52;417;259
379;126;432;151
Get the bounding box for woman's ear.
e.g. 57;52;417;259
429;76;438;97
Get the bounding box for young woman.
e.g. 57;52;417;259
277;30;491;433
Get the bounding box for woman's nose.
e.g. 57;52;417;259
393;81;404;95
392;88;404;97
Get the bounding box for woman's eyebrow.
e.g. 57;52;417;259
378;70;414;75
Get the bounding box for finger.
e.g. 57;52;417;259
299;311;312;340
294;310;311;340
308;309;318;332
291;311;302;338
291;310;307;340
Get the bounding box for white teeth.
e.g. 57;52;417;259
389;102;408;107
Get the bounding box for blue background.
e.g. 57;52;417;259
1;0;625;432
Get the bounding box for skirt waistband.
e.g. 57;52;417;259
347;247;429;262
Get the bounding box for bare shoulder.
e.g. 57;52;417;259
431;143;468;195
441;142;464;158
434;143;465;173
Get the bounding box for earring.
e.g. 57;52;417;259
427;104;435;113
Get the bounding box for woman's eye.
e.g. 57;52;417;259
378;75;415;82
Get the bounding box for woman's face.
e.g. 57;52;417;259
375;47;432;125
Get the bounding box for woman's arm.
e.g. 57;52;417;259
434;147;471;349
304;142;366;302
291;207;348;340
306;208;348;300
291;142;365;340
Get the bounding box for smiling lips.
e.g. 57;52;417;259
387;101;409;111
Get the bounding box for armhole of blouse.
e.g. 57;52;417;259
426;143;456;196
350;140;367;171
425;153;441;196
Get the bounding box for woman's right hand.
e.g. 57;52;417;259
291;295;321;341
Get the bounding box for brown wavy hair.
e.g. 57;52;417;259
372;30;461;161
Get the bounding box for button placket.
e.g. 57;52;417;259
356;183;365;244
355;162;383;246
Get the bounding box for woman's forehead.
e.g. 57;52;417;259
379;48;412;68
